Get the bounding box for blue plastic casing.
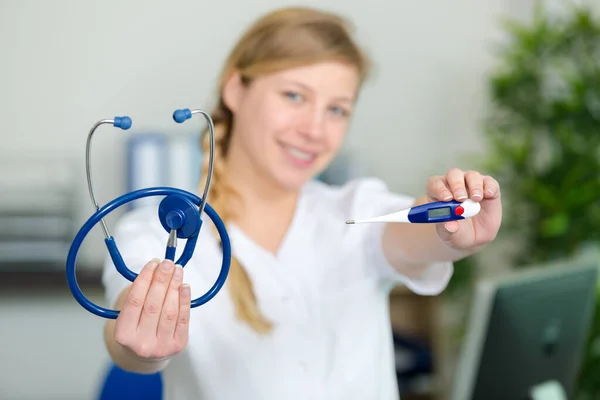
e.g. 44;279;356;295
407;199;466;223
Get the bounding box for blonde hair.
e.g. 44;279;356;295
199;6;371;334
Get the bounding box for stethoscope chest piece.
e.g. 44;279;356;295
158;195;202;239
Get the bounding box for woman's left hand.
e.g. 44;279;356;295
425;168;502;252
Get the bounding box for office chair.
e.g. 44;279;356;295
98;363;163;400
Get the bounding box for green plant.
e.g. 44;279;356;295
447;2;600;397
483;3;600;266
444;254;476;297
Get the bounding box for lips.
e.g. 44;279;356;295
285;146;314;161
281;144;318;167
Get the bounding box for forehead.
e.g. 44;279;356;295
261;61;360;100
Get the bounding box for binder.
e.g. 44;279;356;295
126;133;168;209
167;133;194;193
126;132;204;210
166;132;204;194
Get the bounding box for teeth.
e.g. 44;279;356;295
286;147;313;161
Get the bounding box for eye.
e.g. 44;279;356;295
328;106;349;117
283;91;304;102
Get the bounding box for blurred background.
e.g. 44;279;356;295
1;0;599;399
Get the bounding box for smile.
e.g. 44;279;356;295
281;144;318;166
286;147;315;160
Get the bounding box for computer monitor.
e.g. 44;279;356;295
451;256;598;400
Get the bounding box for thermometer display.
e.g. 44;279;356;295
428;207;451;218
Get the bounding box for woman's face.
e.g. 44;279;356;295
225;61;360;192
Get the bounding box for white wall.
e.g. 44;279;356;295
0;0;536;269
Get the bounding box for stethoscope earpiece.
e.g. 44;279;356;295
112;116;132;130
66;109;231;319
173;108;193;123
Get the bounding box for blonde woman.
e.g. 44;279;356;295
102;6;502;400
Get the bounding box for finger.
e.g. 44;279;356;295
157;265;184;343
445;168;468;201
138;259;176;335
464;170;484;201
173;283;192;351
118;259;161;332
483;175;501;199
426;175;452;201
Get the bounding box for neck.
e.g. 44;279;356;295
222;144;300;254
229;170;299;214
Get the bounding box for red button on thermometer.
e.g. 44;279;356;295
345;199;481;225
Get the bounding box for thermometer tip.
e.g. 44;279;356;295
345;220;355;225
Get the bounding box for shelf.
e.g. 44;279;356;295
0;267;103;292
0;154;78;270
0;215;74;239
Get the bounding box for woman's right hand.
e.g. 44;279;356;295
113;259;191;361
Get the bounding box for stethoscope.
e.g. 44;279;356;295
66;108;231;319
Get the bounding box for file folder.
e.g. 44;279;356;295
126;132;204;210
166;132;203;194
126;133;168;209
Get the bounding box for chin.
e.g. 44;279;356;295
271;146;333;191
274;174;312;192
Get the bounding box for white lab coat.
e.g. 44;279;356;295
102;177;453;400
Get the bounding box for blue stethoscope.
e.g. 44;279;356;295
66;108;231;319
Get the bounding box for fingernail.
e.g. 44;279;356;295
472;191;482;200
148;260;159;271
181;284;190;294
173;265;183;279
161;261;174;272
486;188;494;196
442;191;453;201
456;190;467;200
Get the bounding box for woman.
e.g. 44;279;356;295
102;6;502;400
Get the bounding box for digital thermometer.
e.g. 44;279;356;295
345;199;481;225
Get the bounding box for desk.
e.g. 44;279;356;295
389;285;452;400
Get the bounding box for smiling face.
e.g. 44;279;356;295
223;61;360;192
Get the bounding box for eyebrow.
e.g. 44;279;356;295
282;79;355;103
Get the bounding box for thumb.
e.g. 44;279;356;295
435;220;460;245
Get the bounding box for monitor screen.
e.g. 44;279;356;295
451;258;598;400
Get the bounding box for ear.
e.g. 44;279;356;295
222;71;246;113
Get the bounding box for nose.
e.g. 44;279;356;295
297;106;326;141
